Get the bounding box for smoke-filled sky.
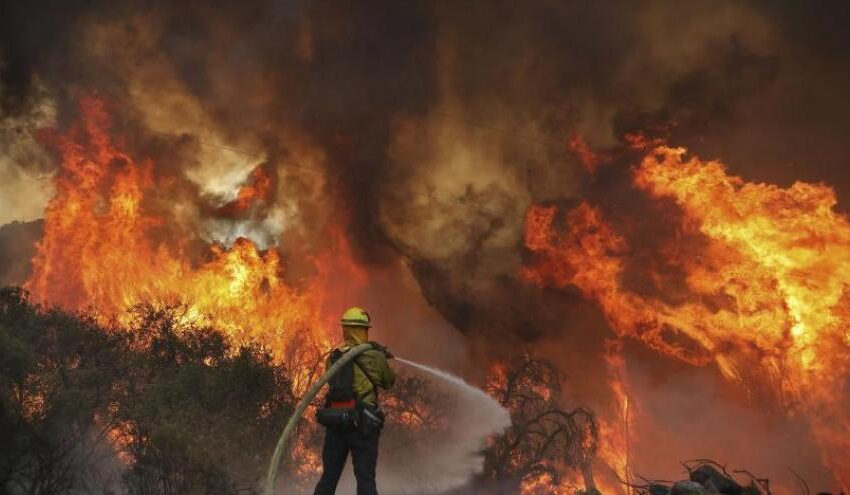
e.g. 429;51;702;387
3;0;850;491
5;0;850;305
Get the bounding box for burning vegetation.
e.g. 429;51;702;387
523;145;850;487
25;97;330;358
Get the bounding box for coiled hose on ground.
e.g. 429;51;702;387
263;342;375;495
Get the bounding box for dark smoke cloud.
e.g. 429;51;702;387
1;0;822;278
379;0;785;346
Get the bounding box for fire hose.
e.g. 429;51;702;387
263;342;375;495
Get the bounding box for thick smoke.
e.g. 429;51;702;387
0;84;55;225
3;0;850;490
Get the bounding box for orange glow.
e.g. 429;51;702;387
523;144;850;489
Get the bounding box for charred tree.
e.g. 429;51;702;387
480;354;599;494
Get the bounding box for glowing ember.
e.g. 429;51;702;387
523;144;850;488
567;132;605;173
520;471;572;495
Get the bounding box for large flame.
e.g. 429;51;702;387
24;96;347;357
523;144;850;488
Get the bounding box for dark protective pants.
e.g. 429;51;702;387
313;425;380;495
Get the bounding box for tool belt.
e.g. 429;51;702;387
316;403;385;433
316;402;358;430
317;358;386;433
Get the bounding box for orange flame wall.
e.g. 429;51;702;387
523;145;850;489
24;97;357;356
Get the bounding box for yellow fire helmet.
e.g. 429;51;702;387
340;307;372;327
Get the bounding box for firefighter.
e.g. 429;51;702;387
313;307;396;495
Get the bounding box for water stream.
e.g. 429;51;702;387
379;357;511;493
395;357;506;411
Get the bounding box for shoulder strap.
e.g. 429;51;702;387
353;357;380;403
325;348;356;404
328;347;346;364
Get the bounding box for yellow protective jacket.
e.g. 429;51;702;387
338;328;395;407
